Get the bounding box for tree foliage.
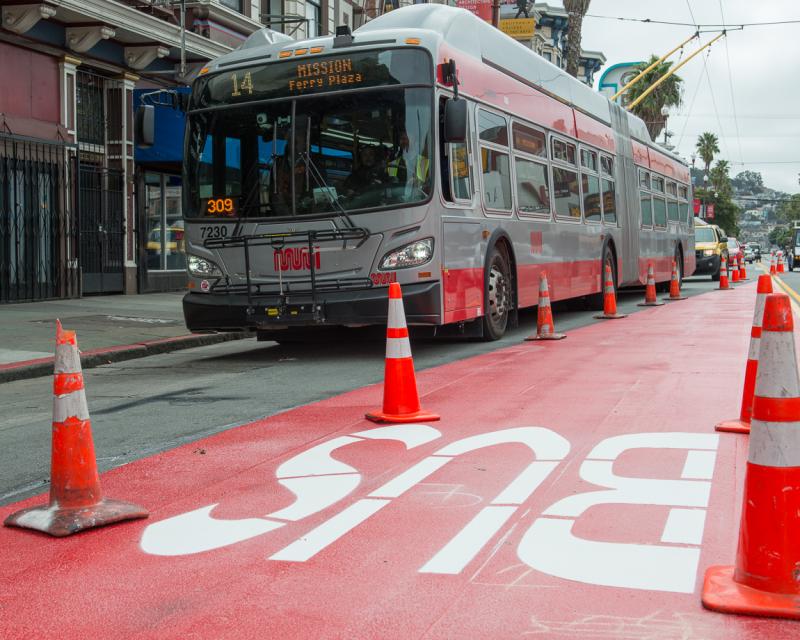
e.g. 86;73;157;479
695;132;720;173
563;0;591;79
626;56;683;141
731;170;764;194
769;226;792;249
777;193;800;223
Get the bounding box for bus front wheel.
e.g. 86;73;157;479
482;245;512;341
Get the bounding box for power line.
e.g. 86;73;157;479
718;0;744;166
585;14;800;28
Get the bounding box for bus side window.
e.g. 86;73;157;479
639;170;652;228
600;154;616;226
478;109;512;213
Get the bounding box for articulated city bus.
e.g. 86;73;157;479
178;4;694;341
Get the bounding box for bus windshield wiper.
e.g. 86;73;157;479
299;151;358;231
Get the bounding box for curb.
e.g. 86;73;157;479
0;332;252;384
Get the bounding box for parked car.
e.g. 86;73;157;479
746;243;762;262
693;217;729;281
726;237;743;268
743;246;756;263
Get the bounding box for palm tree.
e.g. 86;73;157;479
563;0;591;79
696;132;720;173
625;55;683;141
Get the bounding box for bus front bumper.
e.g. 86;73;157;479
183;281;442;332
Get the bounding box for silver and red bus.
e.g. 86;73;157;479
179;5;694;340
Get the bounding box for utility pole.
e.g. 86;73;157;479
492;0;500;28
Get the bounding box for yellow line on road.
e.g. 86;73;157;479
759;263;800;317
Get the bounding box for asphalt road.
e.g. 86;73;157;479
0;274;727;505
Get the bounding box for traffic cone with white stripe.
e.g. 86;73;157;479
663;259;687;301
718;255;731;290
769;253;777;275
594;264;627;319
366;283;440;423
637;262;664;307
703;293;800;619
526;272;566;340
739;255;748;280
715;274;773;434
4;321;148;537
778;252;785;273
732;257;741;282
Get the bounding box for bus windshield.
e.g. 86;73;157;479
185;48;435;219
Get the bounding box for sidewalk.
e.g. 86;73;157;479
0;292;249;382
1;278;791;639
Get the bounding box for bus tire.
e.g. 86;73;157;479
588;245;616;311
482;244;512;341
674;245;684;286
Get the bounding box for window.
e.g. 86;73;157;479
543;51;552;62
513;123;546;158
602;179;616;225
639;169;650;189
479;110;512;213
219;0;243;10
481;148;512;211
678;185;688;200
640;191;653;227
479;110;509;146
653;197;667;228
601;155;614;177
145;172;185;272
652;176;665;193
666;181;677;197
695;227;716;243
516;158;550;215
551;138;576;165
582;173;601;222
668;199;680;222
553;167;580;219
580;149;597;171
305;0;321;37
449;142;472;201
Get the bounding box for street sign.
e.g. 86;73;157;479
499;18;535;39
707;203;715;220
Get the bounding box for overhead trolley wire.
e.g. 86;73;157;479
585;14;800;29
718;0;744;166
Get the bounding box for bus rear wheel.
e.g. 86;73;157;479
588;246;616;311
482;246;512;341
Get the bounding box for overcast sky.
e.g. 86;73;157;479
577;0;800;193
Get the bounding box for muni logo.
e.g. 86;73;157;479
273;246;321;272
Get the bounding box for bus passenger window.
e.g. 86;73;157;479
516;158;550;215
553;167;580;220
602;179;616;225
552;139;576;165
581;173;601;222
640;191;653;227
601;155;614;177
449;142;471;201
478;111;509;146
653;196;667;228
668;199;679;222
580;149;597;172
481;148;512;211
513;123;546;158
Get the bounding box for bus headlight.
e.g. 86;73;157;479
703;249;714;256
379;238;433;270
188;255;222;278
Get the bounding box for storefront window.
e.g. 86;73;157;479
145;172;185;271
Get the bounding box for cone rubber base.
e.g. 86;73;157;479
365;408;440;424
702;565;800;620
4;498;149;537
594;313;627;319
715;419;751;434
662;295;688;301
525;333;566;341
637;300;665;307
717;287;733;291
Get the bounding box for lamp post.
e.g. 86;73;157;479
660;105;670;145
703;173;709;220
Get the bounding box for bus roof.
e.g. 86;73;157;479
202;5;684;166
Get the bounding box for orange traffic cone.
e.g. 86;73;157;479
732;257;740;282
4;321;148;537
366;283;440;424
594;264;627;319
663;259;687;301
769;253;777;275
526;272;566;340
739;255;748;280
703;293;800;619
718;255;731;290
715;274;773;434
778;252;785;273
637;262;664;307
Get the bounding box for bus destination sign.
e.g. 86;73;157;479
193;49;432;109
289;58;364;93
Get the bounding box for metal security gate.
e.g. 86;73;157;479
79;165;125;294
0;134;80;303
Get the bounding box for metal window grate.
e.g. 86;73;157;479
0;134;80;303
76;71;106;147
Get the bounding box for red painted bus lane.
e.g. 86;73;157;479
0;282;792;639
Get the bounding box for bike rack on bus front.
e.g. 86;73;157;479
203;227;372;324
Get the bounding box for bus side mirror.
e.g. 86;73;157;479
443;98;467;143
135;105;155;148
